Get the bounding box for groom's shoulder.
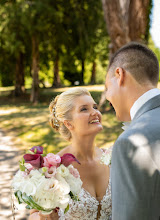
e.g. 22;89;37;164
116;111;160;146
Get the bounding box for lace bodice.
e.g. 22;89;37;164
58;148;112;220
58;178;111;220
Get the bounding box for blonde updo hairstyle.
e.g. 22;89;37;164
49;87;91;141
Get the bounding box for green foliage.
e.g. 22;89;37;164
0;0;109;88
19;157;26;171
148;36;160;79
14;190;53;213
144;0;153;43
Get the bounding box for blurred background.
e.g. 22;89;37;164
0;0;160;219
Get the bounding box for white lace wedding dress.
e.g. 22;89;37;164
58;149;112;220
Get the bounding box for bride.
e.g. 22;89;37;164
29;87;112;220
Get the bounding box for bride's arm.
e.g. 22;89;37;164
28;210;39;220
28;210;59;220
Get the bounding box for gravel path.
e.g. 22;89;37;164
0;130;29;220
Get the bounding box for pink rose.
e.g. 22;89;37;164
45;166;57;178
25;163;33;172
69;166;80;178
43;153;61;168
21;171;29;177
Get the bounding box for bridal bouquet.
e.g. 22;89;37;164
12;146;82;214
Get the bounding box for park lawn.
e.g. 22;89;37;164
0;85;124;154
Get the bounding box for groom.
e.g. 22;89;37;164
105;42;160;220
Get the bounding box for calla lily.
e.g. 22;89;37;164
23;154;44;168
60;153;81;167
30;146;43;154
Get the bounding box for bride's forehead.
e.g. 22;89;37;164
74;95;94;104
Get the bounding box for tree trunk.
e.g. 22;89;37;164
100;0;151;109
102;0;130;57
102;0;150;58
128;0;151;43
80;59;85;85
30;35;39;103
14;52;25;97
52;52;61;88
90;61;96;85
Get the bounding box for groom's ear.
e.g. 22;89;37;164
115;67;125;86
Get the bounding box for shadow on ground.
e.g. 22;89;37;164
0;130;29;220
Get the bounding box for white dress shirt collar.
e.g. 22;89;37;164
130;88;160;120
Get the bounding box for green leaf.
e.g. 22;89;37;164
69;191;80;201
26;205;32;209
19;157;25;165
42;167;47;173
64;204;69;214
19;164;26;171
19;157;26;170
14;191;23;204
21;193;53;213
14;191;54;213
26;150;35;155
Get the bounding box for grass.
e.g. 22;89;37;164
0;85;124;154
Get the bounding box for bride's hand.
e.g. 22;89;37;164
39;209;59;220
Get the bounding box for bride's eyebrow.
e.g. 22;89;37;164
79;105;88;109
79;103;97;109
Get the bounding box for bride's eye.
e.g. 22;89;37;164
80;107;87;111
93;105;98;109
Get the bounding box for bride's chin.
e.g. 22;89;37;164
91;126;103;134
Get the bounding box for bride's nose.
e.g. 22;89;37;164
90;108;98;116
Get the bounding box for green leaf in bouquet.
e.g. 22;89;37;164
64;204;69;214
14;191;53;214
19;157;25;164
19;158;25;166
26;150;35;155
14;191;23;204
21;193;33;207
26;205;32;210
69;191;80;201
22;193;53;213
42;167;47;173
19;164;26;171
19;158;26;171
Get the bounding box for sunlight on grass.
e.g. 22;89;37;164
0;103;122;153
0;85;124;152
1;83;160;153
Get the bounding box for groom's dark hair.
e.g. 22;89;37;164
108;42;159;86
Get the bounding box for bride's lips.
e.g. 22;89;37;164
89;118;101;124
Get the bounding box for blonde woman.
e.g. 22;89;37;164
29;87;112;220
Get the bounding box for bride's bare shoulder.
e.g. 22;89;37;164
57;145;71;157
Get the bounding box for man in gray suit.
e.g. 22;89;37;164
105;42;160;220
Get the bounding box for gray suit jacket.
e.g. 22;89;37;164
111;94;160;220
